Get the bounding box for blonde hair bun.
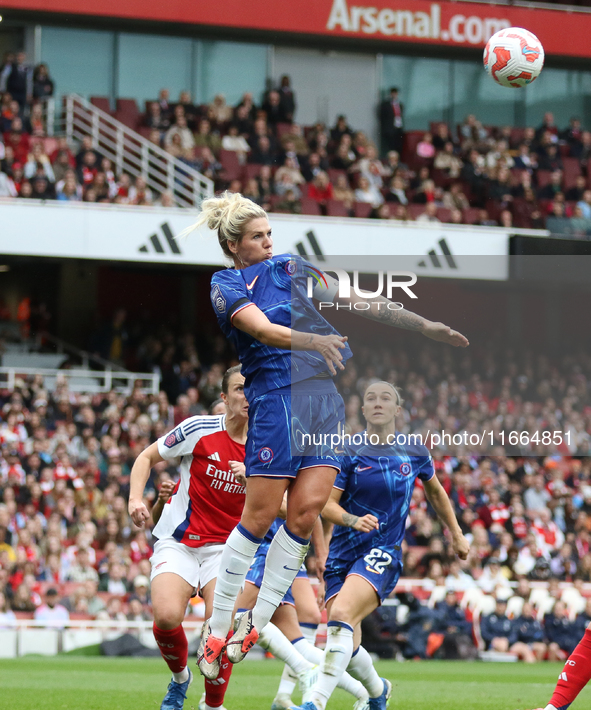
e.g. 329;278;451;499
186;191;267;259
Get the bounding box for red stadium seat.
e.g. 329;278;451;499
401;131;425;165
326;199;349;217
407;204;426;220
300;197;322;216
219;150;241;181
354;201;373;219
462;207;481;225
537;170;554;189
90;96;111;114
563;157;582;190
328;169;347;185
431;168;452;188
275;123;293;140
436;207;452;223
244;164;262;181
113;111;139;130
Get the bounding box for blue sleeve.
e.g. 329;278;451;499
334;456;353;491
417;453;435;482
211;271;252;324
480;615;494;643
508;620;519;646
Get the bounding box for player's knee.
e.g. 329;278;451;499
287;510;318;539
328;604;354;627
301;605;322;627
153;607;184;630
242;508;276;539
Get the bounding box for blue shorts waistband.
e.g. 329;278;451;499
272;376;338;396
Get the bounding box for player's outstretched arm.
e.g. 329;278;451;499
151;479;176;525
232;303;348;374
424;475;470;559
321;487;379;533
342;290;468;347
128;441;165;528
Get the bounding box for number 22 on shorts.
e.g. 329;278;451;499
363;548;393;575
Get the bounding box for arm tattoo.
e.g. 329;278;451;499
342;512;359;528
358;295;425;331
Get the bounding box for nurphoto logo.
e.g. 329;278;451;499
306;268;418;311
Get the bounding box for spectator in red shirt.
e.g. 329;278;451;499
307;170;333;205
4;118;29;163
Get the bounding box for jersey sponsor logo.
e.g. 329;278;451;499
164;427;185;448
399;462;412;476
258;446;274;463
355;465;372;472
246;275;259;290
206;463;246;494
211;284;226;314
207;451;221;461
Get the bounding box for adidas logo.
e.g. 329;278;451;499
294;230;325;262
559;672;568;681
207;452;221;461
417;238;457;270
138;222;182;255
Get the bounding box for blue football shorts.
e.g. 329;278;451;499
324;546;403;605
245;376;344;478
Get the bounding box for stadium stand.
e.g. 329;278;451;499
0;58;590;235
2;306;591;660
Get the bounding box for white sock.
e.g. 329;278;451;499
293;638;367;701
347;645;384;698
210;524;262;638
275;664;298;700
544;706;558;710
257;622;313;675
300;624;318;646
205;704;223;710
309;621;354;710
172;667;189;683
252;525;309;632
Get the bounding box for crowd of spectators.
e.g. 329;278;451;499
2;308;591;660
1;59;590;234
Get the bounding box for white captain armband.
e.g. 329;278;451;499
312;273;339;303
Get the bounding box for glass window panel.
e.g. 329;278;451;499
525;68;586;129
40;27;113;99
452;59;516;131
381;55;450;130
198;40;268;106
118;33;192;106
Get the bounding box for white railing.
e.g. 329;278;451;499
1;619;204;657
0;367;160;395
61;94;214;208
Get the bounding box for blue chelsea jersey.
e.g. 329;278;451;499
328;439;435;564
210;254;353;401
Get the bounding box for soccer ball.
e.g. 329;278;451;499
483;27;544;88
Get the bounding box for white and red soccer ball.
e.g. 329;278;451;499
483;27;545;88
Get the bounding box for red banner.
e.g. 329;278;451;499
1;0;590;58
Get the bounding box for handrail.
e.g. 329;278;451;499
11;619;203;629
38;331;130;372
0;367;160;395
61;94;214;208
